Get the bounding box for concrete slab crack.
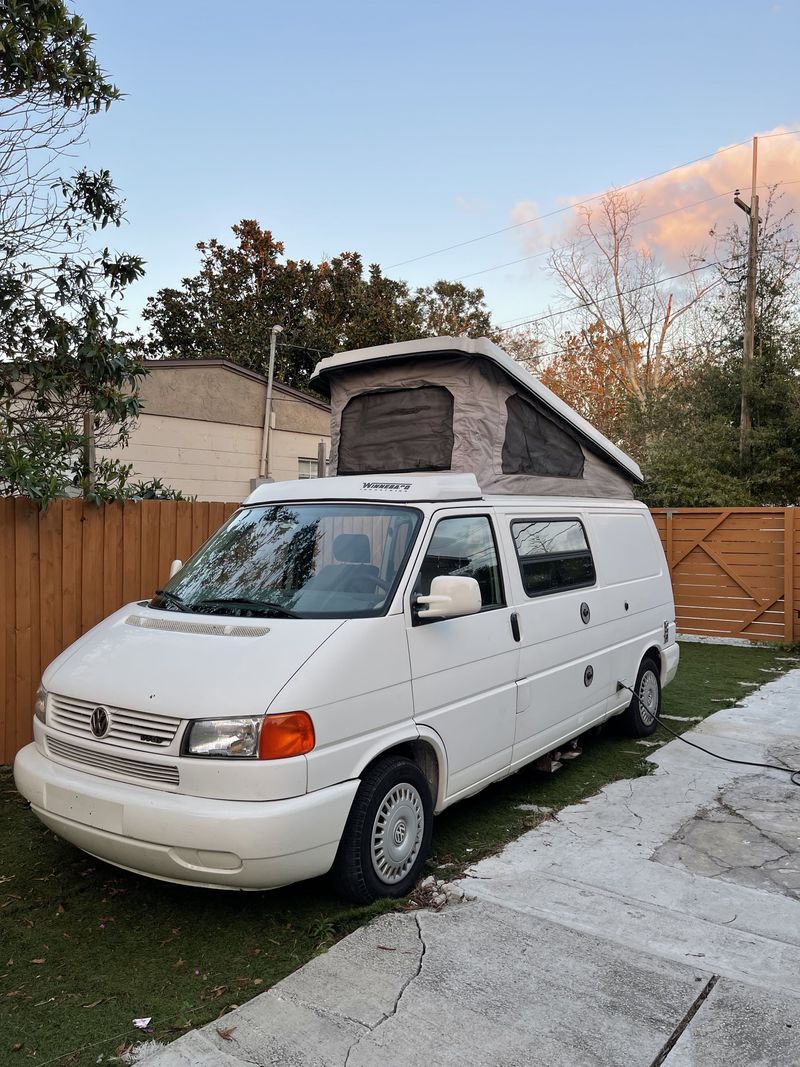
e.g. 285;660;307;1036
342;913;426;1066
222;1030;270;1067
649;974;719;1066
622;780;643;828
716;798;793;857
275;989;371;1034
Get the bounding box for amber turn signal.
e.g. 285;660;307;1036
258;711;315;760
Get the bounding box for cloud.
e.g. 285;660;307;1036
508;199;546;255
510;126;800;270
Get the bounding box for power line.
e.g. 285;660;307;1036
278;341;332;357
516;277;727;366
453;189;739;283
388;131;800;272
497;262;719;333
493;175;800;333
758;128;800;140
387;138;755;269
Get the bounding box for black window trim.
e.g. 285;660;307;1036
510;515;597;599
411;511;507;622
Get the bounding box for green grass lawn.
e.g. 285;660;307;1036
1;641;795;1064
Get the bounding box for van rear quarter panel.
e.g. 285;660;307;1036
584;507;674;704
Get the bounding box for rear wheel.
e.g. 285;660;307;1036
621;657;661;737
330;756;433;903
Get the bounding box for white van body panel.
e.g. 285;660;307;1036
402;507;520;800
274;615;417;795
44;606;342;722
14;476;678;891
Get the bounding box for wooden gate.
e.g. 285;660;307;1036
651;508;797;644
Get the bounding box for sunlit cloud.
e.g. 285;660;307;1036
509;126;800;270
508;199;546;254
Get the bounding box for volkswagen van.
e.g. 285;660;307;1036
14;472;678;902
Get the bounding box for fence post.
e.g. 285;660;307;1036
784;507;795;644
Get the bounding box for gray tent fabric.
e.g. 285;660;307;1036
325;352;636;499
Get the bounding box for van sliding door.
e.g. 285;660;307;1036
503;515;610;766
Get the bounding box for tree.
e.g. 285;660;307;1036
638;192;800;506
538;321;631;442
140;220;498;387
416;280;496;339
0;1;146;503
548;190;711;411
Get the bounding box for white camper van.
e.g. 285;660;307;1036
14;337;678;903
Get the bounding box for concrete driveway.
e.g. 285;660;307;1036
142;670;800;1066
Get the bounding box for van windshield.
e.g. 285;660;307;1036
152;503;422;619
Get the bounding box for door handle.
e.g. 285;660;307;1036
510;612;521;642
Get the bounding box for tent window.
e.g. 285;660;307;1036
338;386;454;475
502;393;585;479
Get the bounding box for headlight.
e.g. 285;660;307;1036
184;712;315;759
185;717;261;758
34;685;47;724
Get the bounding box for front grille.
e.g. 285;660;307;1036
49;694;181;748
47;735;180;786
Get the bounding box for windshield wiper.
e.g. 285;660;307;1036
192;597;299;619
152;588;193;613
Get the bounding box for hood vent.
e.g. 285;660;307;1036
126;615;270;638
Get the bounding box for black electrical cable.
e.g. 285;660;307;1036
616;679;800;788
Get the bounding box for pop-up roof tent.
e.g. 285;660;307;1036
309;336;643;498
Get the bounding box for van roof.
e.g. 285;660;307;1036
245;473;483;505
311;336;643;485
243;473;647;509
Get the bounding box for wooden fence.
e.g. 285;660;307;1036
2;501;799;765
1;498;238;765
651;508;799;645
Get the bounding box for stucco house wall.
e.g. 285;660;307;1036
106;360;331;501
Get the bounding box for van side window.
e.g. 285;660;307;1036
415;516;505;609
511;519;595;597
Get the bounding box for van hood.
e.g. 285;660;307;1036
43;604;344;720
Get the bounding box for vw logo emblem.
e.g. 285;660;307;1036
393;820;406;845
90;706;110;738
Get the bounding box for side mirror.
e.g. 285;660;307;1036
168;559;183;579
415;575;482;620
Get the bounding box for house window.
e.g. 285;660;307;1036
511;518;596;597
298;458;319;479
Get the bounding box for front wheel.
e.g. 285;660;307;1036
330;756;433;903
620;657;662;737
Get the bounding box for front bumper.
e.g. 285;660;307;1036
14;744;358;890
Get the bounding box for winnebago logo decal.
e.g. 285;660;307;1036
361;481;412;491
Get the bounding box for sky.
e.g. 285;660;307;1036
78;0;800;337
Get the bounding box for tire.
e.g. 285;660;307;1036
330;756;433;904
620;657;662;737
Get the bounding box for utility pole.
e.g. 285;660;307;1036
734;136;759;465
82;410;96;494
259;324;283;481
